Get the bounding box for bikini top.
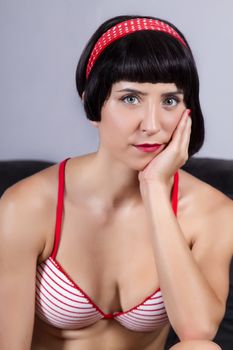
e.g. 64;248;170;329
35;158;179;332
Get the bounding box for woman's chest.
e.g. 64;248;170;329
51;200;193;314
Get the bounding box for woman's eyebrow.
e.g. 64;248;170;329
161;90;184;96
115;88;184;96
115;88;148;95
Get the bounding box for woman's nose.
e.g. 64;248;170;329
140;105;161;134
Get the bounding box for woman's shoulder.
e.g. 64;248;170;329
178;168;233;241
0;161;61;258
178;168;232;206
1;161;60;208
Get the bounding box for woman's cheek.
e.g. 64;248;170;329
162;116;179;134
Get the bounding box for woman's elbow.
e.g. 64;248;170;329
177;322;219;342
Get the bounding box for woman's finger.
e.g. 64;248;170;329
169;109;190;151
180;115;192;151
179;116;192;163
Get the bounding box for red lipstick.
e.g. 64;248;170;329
134;144;162;153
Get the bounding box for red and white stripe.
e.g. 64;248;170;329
114;290;169;331
35;257;169;331
35;257;103;329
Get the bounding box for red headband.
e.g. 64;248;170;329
86;18;187;79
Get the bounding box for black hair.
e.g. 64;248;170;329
76;15;204;157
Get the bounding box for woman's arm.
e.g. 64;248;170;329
138;109;233;341
142;181;233;341
0;179;49;350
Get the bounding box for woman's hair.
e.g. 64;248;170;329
76;15;204;157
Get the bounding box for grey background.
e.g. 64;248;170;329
1;0;232;162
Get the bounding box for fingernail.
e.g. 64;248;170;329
187;109;192;116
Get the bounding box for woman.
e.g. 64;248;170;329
0;14;232;350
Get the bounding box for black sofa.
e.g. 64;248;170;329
0;157;232;349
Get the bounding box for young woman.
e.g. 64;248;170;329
1;14;233;350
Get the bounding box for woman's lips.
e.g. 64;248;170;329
134;144;162;153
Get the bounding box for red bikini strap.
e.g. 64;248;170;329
172;171;179;216
50;161;178;258
51;158;70;259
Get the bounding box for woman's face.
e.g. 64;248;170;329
92;81;187;170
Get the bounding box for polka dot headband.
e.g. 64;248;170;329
86;17;187;79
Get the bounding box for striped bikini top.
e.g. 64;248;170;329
35;158;179;332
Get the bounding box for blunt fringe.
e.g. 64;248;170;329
76;15;205;157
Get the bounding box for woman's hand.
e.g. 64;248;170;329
138;108;192;190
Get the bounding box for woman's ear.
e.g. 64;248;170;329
81;91;85;101
89;121;99;128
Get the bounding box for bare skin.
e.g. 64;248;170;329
1;82;232;349
0;153;229;350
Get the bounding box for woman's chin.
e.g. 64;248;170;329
127;158;155;172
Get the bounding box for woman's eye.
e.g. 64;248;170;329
121;95;140;105
163;96;179;107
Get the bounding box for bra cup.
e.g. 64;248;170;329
35;257;169;331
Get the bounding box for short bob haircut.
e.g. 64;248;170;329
76;15;204;157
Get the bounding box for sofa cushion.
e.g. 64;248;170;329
182;157;233;200
0;160;53;196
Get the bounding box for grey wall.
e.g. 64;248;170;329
1;0;233;162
